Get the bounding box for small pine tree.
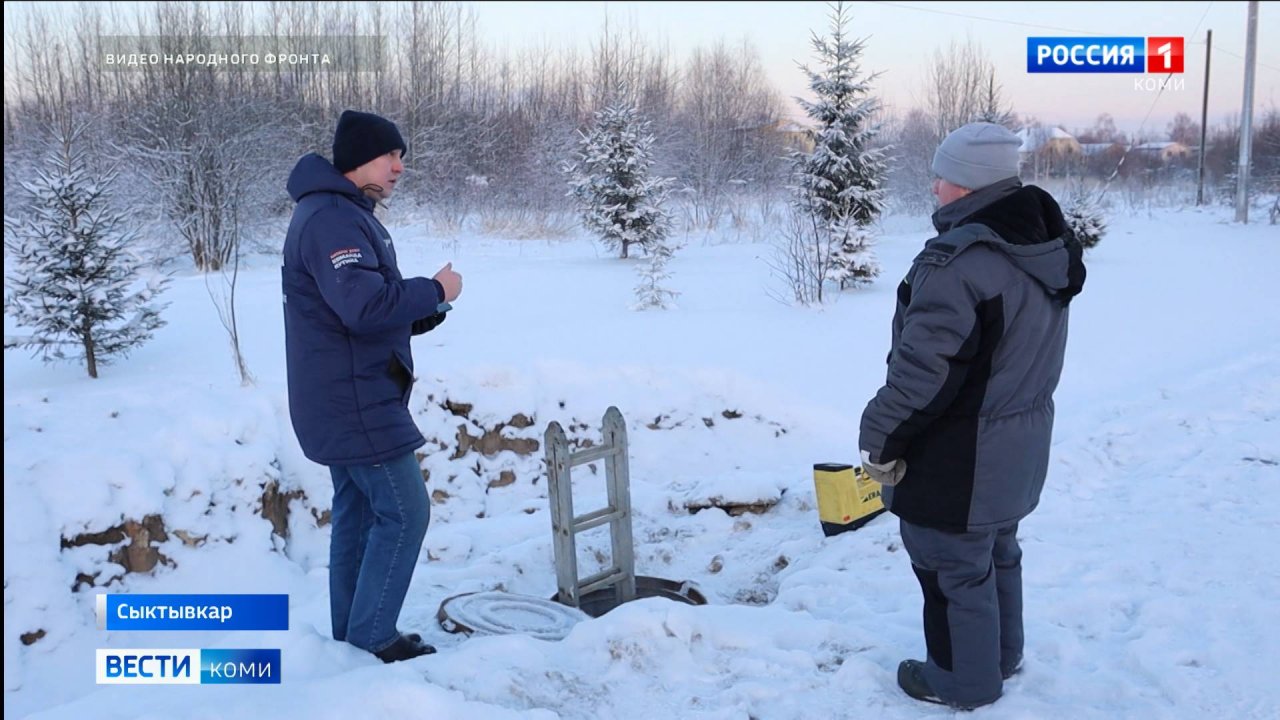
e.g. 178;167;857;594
826;222;878;288
632;238;680;310
790;1;888;297
566;94;675;260
973;71;1015;128
1063;185;1107;250
4;124;169;378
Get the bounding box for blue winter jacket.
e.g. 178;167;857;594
282;153;442;466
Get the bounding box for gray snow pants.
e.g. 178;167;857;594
900;517;1024;707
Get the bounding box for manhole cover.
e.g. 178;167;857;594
437;591;590;641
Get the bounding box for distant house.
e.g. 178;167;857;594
1016;126;1082;157
771;119;816;154
1016;126;1082;179
730;118;815;157
1133;141;1192;162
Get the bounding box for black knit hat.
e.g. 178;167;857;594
332;110;408;173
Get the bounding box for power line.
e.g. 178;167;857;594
1194;43;1280;74
1190;1;1215;42
865;1;1116;36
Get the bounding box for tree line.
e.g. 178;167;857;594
3;1;792;270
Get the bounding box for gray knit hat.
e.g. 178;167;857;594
931;122;1022;190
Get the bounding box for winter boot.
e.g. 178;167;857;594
897;659;947;707
374;633;436;663
897;659;999;711
1002;653;1023;681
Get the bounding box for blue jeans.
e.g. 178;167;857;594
327;452;430;652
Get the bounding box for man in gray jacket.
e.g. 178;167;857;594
859;122;1086;709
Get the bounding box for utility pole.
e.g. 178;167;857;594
1235;1;1259;223
1197;30;1211;206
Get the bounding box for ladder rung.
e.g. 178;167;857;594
572;506;621;533
568;444;620;466
578;568;626;596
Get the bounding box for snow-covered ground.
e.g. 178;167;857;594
4;205;1279;719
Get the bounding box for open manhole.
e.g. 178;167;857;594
552;575;708;618
437;591;590;641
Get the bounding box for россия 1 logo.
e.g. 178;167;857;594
1027;37;1184;73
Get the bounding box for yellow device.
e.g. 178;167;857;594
813;462;886;536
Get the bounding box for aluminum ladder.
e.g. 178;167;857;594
544;406;636;608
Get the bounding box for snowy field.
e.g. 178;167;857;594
4;205;1279;719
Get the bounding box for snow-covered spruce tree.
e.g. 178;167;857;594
1063;184;1107;250
565;95;675;261
3;123;169;378
789;1;888;298
826;222;878;288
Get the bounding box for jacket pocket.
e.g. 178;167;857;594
387;350;414;405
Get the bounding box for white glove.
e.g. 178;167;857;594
860;449;907;486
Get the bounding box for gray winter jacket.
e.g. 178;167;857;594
859;179;1086;532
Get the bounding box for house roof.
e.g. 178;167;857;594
1016;126;1076;152
1079;142;1122;156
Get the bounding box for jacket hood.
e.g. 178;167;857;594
928;179;1086;303
287;153;375;210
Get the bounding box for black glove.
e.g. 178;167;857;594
411;312;447;336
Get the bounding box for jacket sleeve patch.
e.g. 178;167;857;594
329;247;363;270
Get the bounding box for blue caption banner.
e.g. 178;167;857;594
98;594;289;631
1027;37;1145;73
96;648;281;684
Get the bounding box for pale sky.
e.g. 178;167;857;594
471;0;1279;137
5;1;1277;139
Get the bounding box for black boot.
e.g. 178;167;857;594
897;659;999;711
404;632;438;654
897;659;947;706
374;633;437;663
1002;653;1023;681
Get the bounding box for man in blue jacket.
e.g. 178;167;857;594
282;110;462;663
860;123;1085;708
